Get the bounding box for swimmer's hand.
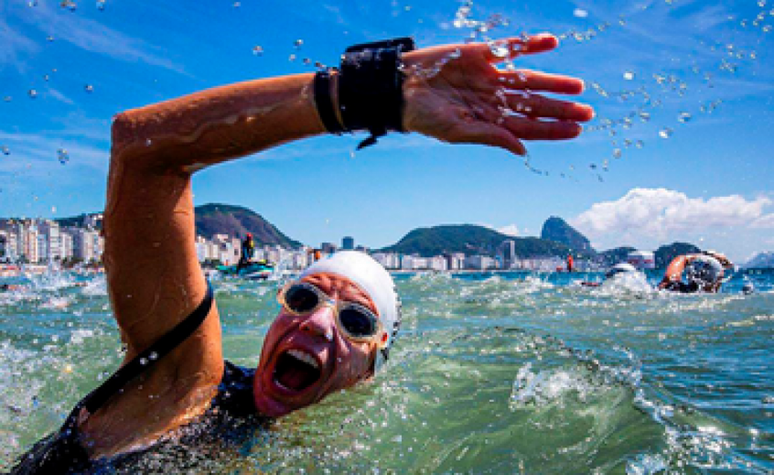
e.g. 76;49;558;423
402;34;594;156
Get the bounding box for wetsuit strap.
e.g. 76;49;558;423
81;282;215;414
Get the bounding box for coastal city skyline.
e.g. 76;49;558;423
0;216;571;271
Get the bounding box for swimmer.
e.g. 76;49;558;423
658;250;733;293
580;262;644;288
13;34;593;473
0;283;25;292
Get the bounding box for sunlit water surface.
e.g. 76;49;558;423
1;270;772;473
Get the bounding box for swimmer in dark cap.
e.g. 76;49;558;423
658;251;733;293
13;33;593;473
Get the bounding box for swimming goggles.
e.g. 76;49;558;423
277;281;382;343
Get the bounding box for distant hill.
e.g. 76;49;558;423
654;242;701;268
541;216;593;253
744;251;774;269
194;203;301;248
380;224;572;258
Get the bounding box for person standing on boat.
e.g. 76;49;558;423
236;232;255;273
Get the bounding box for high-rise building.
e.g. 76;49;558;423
39;220;61;260
60;231;74;260
501;240;516;269
342;236;354;250
321;242;337;254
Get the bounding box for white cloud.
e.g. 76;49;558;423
497;224;520;237
751;213;774;229
571;188;774;250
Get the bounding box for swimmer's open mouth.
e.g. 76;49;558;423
273;349;322;392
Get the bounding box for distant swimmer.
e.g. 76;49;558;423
13;33;593;473
658;251;734;293
580;263;646;288
0;283;24;292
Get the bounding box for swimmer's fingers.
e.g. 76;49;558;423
499;70;586;95
448;120;527;156
500;91;594;122
502;116;583;141
478;34;559;62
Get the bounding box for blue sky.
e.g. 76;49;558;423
1;0;773;262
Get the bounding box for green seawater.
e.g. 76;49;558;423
1;270;773;473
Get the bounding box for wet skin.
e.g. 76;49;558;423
253;273;387;417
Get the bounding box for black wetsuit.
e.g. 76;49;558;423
663;280;700;293
11;284;266;474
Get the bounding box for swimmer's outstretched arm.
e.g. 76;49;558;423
96;34;592;455
659;255;688;288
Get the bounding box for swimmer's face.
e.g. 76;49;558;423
253;273;384;418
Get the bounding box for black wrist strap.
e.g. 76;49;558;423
313;69;344;135
313;37;415;149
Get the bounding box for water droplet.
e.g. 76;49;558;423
61;0;77;12
1;146;10;155
252;45;263;56
618;16;626;25
294;39;304;48
487;40;509;59
638;111;650;122
28;0;38;6
148;351;158;360
140;357;148;366
232;1;240;6
763;25;772;33
758;0;766;7
303;58;311;65
573;8;588;18
145;138;152;146
449;48;462;59
28;89;38;99
613;148;622;159
84;84;93;93
43;74;50;82
96;0;105;10
288;54;296;61
659;127;673;139
623;71;635;80
57;148;70;164
46;35;54;42
678;112;691;123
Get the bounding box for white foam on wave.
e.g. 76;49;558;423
596;272;655;296
80;275;107;296
0;342;48;469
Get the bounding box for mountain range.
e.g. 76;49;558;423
34;204;772;268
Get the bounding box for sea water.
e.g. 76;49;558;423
1;270;772;473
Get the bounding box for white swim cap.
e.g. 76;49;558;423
605;262;637;279
300;251;401;370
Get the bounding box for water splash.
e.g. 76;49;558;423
57;148;70;164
